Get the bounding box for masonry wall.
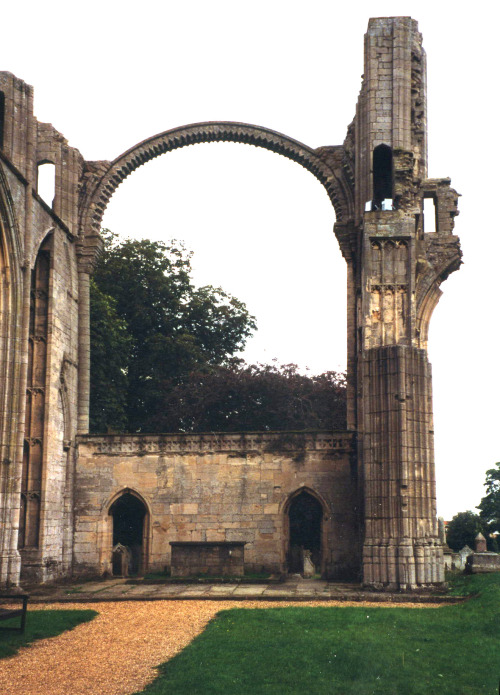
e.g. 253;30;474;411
17;197;80;583
0;70;82;584
74;432;360;580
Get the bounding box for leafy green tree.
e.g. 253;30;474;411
478;462;500;551
89;278;131;432
446;511;487;552
90;232;256;432
90;231;347;434
478;463;500;529
149;361;346;433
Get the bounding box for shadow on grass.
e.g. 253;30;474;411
133;573;500;695
0;609;97;659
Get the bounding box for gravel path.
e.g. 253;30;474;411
0;600;442;695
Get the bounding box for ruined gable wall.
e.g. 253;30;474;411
74;432;359;579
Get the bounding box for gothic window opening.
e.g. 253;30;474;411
372;144;393;210
424;195;437;233
37;161;56;208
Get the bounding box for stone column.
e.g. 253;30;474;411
76;235;103;435
361;344;443;589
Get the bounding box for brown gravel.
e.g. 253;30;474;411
0;600;442;695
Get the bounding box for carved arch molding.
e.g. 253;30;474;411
79;122;354;242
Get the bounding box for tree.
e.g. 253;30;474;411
148;361;347;433
446;511;487;552
90;232;256;432
478;462;500;530
478;462;500;551
89;278;131;432
90;232;347;434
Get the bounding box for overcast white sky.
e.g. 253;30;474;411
4;1;499;520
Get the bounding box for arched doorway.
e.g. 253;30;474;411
108;492;148;576
286;489;324;576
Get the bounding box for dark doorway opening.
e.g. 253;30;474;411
109;492;147;576
287;491;323;574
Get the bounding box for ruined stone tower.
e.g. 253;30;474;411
0;17;460;589
351;19;461;588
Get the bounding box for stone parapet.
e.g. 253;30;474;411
77;431;355;456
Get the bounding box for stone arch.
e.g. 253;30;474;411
415;246;462;351
30;227;55;270
75;122;355;434
80;122;354;238
105;488;151;576
282;486;330;578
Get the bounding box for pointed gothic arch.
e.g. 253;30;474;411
105;488;151;576
282;487;330;578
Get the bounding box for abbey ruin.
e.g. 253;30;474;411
0;17;461;590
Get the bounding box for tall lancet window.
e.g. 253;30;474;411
372;144;393;210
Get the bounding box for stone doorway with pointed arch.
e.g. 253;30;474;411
283;487;329;578
107;489;150;576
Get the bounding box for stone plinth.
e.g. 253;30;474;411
466;553;500;574
170;541;246;578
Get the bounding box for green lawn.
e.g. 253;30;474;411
134;574;500;695
0;608;97;659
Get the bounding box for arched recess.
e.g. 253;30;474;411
0;169;24;585
104;488;151;576
282;487;330;578
19;234;52;556
80;122;354;238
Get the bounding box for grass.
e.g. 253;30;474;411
133;573;500;695
0;608;97;659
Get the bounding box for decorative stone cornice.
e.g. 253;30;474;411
77;430;356;456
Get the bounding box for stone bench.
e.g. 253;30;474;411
0;594;29;633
